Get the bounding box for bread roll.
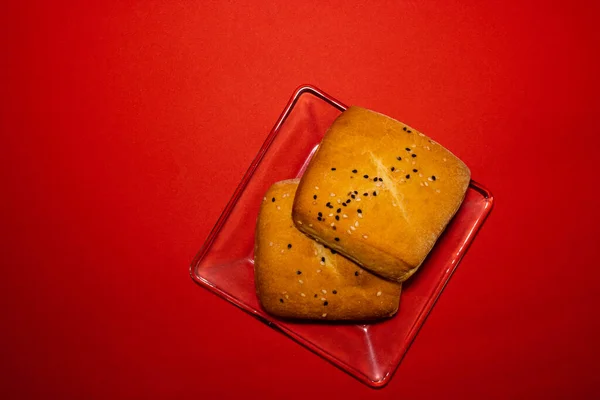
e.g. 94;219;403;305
254;179;401;320
292;106;470;282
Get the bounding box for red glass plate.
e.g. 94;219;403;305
190;85;494;387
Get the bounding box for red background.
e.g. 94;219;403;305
2;1;600;398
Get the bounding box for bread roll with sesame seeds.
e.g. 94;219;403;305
292;106;471;282
254;179;401;321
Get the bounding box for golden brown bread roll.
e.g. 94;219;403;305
292;106;470;282
254;179;401;320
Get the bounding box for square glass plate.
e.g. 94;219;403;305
190;85;494;387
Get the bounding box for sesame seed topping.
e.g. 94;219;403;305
316;269;321;273
280;250;285;253
391;167;395;171
320;261;325;266
403;127;407;131
329;213;333;217
331;222;335;226
269;242;273;246
355;271;359;276
337;199;342;204
298;279;304;284
332;290;337;294
321;289;327;294
351;194;356;199
378;178;383;182
322;313;327;318
428;177;433;181
354;191;358;194
314;249;318;255
420;182;424;186
406;174;411;179
412;144;416;148
285;294;289;299
376;182;382;187
331;250;337;254
287;244;292;249
335;237;340;242
352;169;357;173
296;270;301;275
309;224;313;227
346;199;351;204
357;209;362;213
358;213;363;218
276;205;281;210
321;297;326;301
436;189;441;193
323;301;329;306
356;197;361;201
373;177;378;182
363;192;368;196
443;157;447;162
315;186;319;190
331;167;336;171
301;293;306;297
431;175;437;181
412;154;417;158
313;194;317;199
355;221;359;227
363;235;368;239
335;215;339;221
330;193;336;197
343;214;348;218
406;147;411;152
271;197;275;202
332;226;336;230
321;257;325;262
363;175;369;179
373;191;377;196
397;156;402;161
424;181;429;186
377;291;382;297
350;226;356;231
318;212;323;217
337;208;341;213
347;229;352;234
297;221;303;226
280;298;284;303
342;203;347;207
413;169;418;172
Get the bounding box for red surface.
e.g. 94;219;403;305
2;1;599;398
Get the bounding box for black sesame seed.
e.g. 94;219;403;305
335;237;340;242
373;191;377;196
431;175;436;181
363;175;369;179
406;174;410;179
346;199;351;204
407;130;412;133
354;271;359;276
326;202;331;207
357;209;362;213
403;127;407;131
323;301;329;306
313;195;317;199
318;212;323;217
352;169;357;173
354;191;358;194
332;290;337;294
342;203;347;207
363;192;368;196
317;216;322;221
412;154;417;158
314;294;317;298
331;167;336;171
288;243;292;249
351;194;356;199
413;169;418;173
331;250;337;255
280;298;284;303
332;226;336;230
272;197;275;202
296;270;301;275
337;208;341;213
321;257;325;262
378;177;383;182
335;215;339;221
373;177;378;182
397;156;402;161
406;147;411;152
391;167;395;171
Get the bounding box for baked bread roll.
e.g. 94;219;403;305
292;106;470;282
254;179;401;320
